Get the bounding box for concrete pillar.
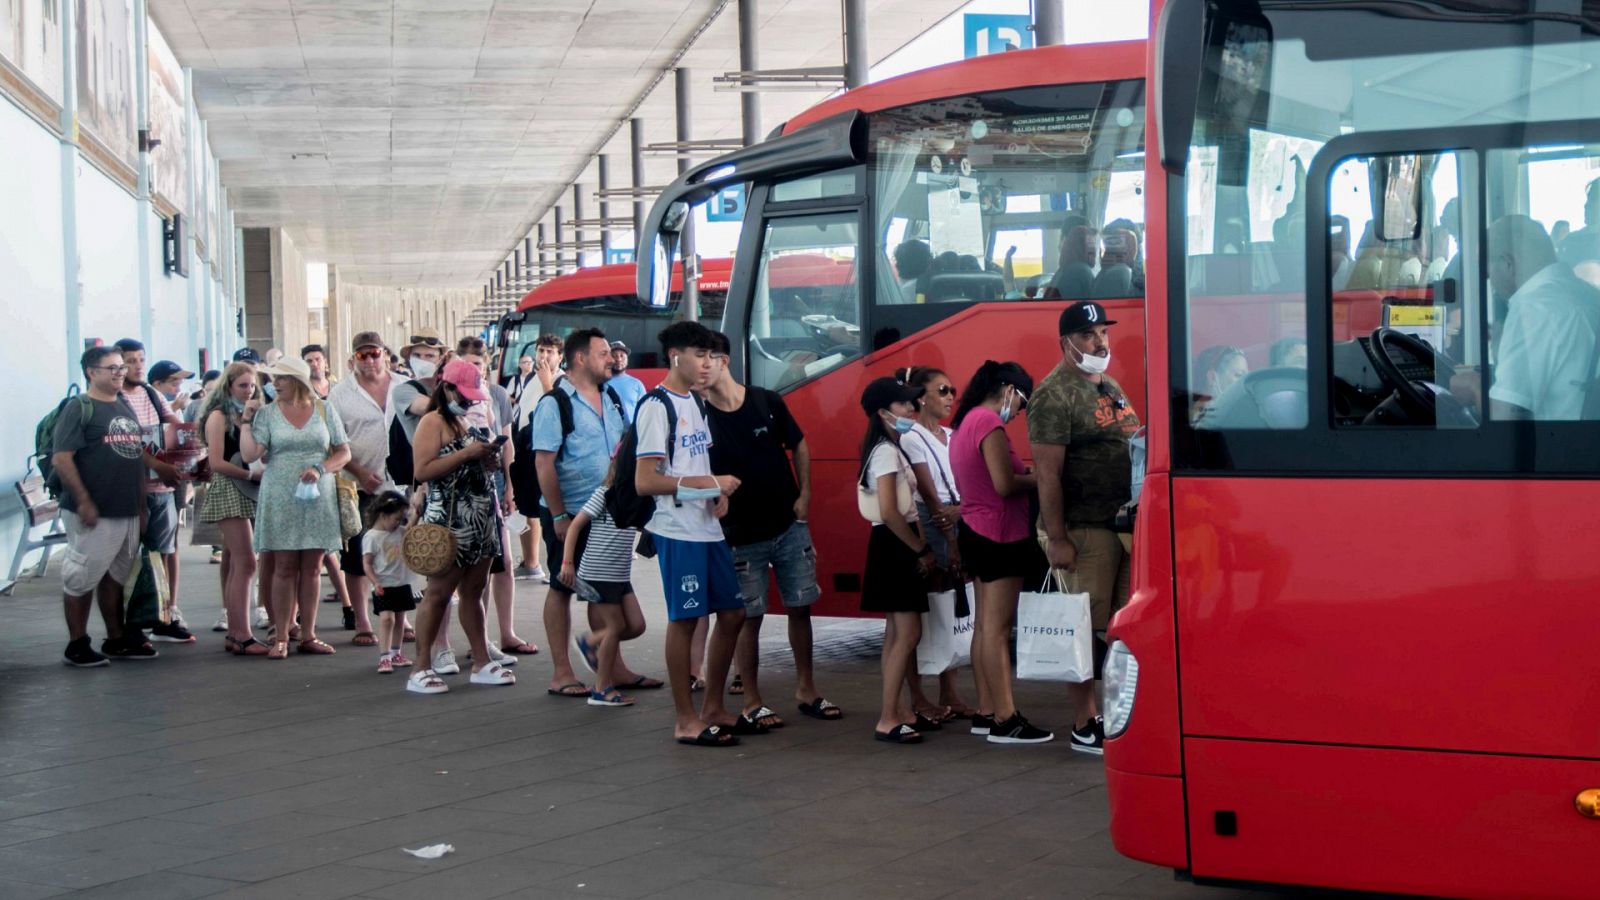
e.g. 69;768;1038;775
630;118;645;237
843;0;868;89
675;67;698;322
1035;0;1064;46
572;183;586;269
597;155;612;262
739;0;762;146
58;0;81;382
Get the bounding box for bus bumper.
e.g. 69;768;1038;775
1106;767;1188;870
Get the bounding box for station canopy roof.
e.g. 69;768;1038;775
150;0;966;286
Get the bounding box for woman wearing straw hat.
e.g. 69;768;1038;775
239;356;352;659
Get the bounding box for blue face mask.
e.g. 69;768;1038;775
227;398;246;413
262;382;277;401
891;416;916;434
675;484;723;503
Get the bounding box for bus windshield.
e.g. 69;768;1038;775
498;289;728;383
871;80;1147;306
1183;4;1600;436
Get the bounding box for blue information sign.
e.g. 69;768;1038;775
963;13;1035;58
707;184;746;222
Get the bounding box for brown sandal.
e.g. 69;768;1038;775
351;631;377;647
224;636;269;656
297;639;336;655
267;642;289;660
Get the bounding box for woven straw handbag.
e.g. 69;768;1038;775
403;480;457;577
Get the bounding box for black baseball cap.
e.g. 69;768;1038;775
1058;301;1118;335
147;360;193;383
860;376;925;414
232;347;262;364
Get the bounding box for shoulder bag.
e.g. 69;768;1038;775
403;455;458;578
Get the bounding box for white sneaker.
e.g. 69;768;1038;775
252;607;270;629
211;611;228;633
433;648;461;675
529;565;550;584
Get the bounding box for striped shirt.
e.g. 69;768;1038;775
576;485;637;583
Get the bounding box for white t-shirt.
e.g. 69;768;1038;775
864;440;919;524
902;422;959;505
362;527;418;589
1489;263;1600;420
636;388;722;542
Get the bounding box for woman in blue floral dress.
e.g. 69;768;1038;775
405;360;513;694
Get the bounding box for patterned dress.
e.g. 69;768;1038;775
251;400;349;553
421;427;502;570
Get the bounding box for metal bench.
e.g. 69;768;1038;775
3;474;67;595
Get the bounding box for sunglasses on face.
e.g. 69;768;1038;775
933;384;957;397
354;349;383;361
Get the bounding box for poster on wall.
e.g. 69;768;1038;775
0;0;66;102
147;19;186;212
75;0;137;166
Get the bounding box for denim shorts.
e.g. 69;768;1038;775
732;520;821;617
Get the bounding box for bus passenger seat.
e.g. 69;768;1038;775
1091;264;1134;299
1051;262;1095;300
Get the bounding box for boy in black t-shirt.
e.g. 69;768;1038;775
704;333;842;726
53;347;153;666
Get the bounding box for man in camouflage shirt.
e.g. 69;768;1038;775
1028;300;1141;755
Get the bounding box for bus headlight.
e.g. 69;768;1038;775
1101;640;1139;738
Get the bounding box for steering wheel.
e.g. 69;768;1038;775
1367;327;1477;426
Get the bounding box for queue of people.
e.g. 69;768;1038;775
49;302;1140;755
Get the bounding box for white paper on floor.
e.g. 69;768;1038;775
402;844;454;859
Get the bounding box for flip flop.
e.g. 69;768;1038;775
546;682;588;697
351;631;377;647
875;724;923;744
730;713;769;736
689;677;706;693
744;706;784;729
502;641;540;655
622;674;665;690
728;674;744;695
676;725;739;748
798;697;844;720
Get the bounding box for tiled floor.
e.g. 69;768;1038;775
0;544;1256;899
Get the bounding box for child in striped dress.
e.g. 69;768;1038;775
562;465;648;708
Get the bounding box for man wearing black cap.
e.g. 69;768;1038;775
1027;301;1140;755
606;340;646;417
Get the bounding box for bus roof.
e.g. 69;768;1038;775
783;40;1147;134
515;258;733;313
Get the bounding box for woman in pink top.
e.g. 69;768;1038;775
949;361;1053;745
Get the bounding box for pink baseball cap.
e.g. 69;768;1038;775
439;359;489;402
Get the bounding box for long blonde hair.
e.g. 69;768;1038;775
199;362;257;430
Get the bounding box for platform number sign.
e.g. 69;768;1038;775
708;184;745;223
963;13;1035;58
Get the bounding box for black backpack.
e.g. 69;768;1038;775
34;385;93;498
387;380;427;487
609;387;703;530
511;382;626;516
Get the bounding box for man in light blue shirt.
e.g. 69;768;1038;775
530;329;633;696
607;340;648;419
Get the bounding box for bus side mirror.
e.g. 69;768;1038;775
1157;0;1273;178
643;201;690;309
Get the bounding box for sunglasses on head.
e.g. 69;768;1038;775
409;336;442;347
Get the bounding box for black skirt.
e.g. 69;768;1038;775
957;521;1047;585
861;525;930;614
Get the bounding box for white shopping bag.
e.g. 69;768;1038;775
1015;575;1094;683
917;583;974;675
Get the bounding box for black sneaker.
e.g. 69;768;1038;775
987;712;1055;745
1070;718;1105;755
102;634;159;660
150;620;196;643
970;714;996;736
63;636;109;668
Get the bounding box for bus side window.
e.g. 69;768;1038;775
748;213;862;393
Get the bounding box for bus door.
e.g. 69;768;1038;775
1162;5;1600;895
725;172;871;613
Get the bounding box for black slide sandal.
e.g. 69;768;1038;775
677;726;739;747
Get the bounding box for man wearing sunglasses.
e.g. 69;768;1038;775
329;331;409;647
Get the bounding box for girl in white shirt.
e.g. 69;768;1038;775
361;492;418;675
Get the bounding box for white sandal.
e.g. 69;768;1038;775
406;668;449;694
469;661;516;686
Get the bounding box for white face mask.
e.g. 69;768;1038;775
409;356;437;379
1072;342;1111;376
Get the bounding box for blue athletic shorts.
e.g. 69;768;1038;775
653;534;743;622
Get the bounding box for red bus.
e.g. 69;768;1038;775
495;259;733;389
1100;2;1600;896
638;38;1153;617
641;0;1600;894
